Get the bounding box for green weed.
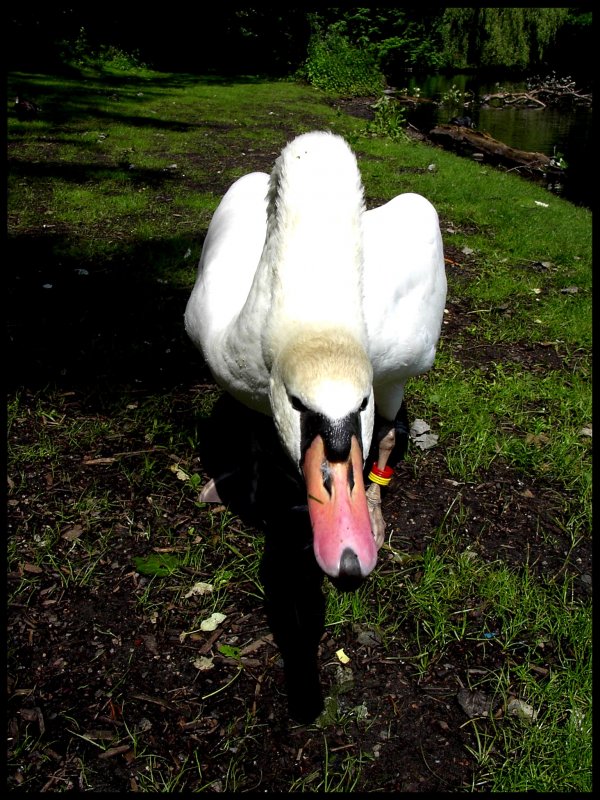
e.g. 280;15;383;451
366;94;408;140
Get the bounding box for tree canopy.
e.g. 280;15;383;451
438;8;571;69
7;6;592;79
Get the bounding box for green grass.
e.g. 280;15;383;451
7;66;591;793
414;356;591;523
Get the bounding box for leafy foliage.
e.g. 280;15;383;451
366;94;408;141
306;9;446;72
302;30;384;97
58;25;148;73
8;8;590;78
439;8;571;69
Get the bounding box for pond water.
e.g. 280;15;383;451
397;72;592;208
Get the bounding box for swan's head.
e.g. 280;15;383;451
269;330;377;587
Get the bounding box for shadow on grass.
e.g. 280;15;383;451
194;394;411;724
8;69;277;132
196;393;326;724
6;230;208;391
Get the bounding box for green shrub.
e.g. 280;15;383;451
59;26;147;73
95;44;147;72
366;94;408;140
303;31;385;97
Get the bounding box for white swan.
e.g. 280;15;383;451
185;131;446;583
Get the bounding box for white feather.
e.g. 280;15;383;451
185;130;446;461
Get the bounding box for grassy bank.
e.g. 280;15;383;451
7;66;591;792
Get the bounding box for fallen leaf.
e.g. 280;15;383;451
184;581;214;599
457;688;493;718
98;745;132;760
525;432;550;447
200;612;227;631
62;524;84;541
169;464;189;481
193;655;215;671
336;648;350;664
410;418;439;449
412;432;439;450
19;706;45;734
83;729;116;741
240;636;272;655
218;644;241;659
356;629;382;647
410;419;431;436
23;563;43;574
134;553;180;577
507;698;538;723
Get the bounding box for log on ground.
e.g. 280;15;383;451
428;124;564;180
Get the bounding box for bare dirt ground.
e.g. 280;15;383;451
6;120;591;792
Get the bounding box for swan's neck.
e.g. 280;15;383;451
220;133;370;412
256;133;368;361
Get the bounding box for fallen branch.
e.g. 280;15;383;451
82;446;166;465
428;125;563;178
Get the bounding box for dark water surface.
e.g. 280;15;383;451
398;72;592;209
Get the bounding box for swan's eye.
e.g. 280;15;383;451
290;395;308;413
359;396;369;412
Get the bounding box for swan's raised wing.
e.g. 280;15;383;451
185;171;270;342
361;192;447;417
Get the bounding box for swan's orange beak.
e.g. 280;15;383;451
302;433;377;584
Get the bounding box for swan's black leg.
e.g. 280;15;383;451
390;400;409;467
363;401;409;548
260;506;325;724
198;395;328;723
364;400;409;478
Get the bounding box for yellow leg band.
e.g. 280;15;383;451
368;471;392;486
